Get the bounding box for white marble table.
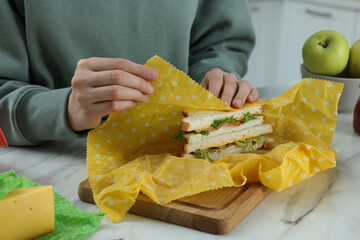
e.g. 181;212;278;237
1;83;360;240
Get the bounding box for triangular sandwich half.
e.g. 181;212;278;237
170;102;274;161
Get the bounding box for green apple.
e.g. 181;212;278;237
347;39;360;78
302;30;349;76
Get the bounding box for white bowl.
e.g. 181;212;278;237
300;64;360;112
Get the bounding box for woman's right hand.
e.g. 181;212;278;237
67;57;158;132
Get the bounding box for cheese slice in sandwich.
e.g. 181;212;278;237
170;102;274;161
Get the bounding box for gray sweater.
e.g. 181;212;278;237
0;0;255;145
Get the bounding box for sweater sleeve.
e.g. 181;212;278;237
0;1;84;146
188;0;255;83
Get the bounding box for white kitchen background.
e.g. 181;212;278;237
246;0;360;87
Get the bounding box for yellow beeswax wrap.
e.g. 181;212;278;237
87;56;343;223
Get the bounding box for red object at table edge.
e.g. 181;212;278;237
0;128;8;147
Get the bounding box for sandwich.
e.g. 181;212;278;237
170;102;274;161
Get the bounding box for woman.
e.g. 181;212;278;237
0;0;258;145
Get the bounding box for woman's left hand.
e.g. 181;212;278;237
201;68;259;108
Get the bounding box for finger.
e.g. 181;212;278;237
90;100;137;117
77;57;158;81
232;80;252;108
88;70;154;95
87;85;147;104
247;88;259;102
207;70;224;97
201;79;208;89
220;73;238;106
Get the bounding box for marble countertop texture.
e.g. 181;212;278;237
1;83;360;240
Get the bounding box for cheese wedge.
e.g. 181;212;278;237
0;185;55;240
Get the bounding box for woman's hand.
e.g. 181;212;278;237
201;68;258;108
67;57;158;132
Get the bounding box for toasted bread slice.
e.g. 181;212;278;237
181;103;264;132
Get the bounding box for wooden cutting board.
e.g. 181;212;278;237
78;179;271;235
